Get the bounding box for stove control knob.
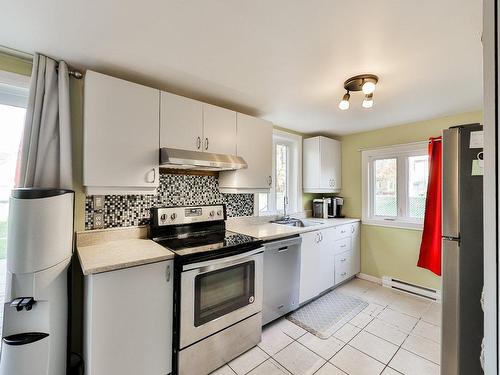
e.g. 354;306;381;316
170;213;177;221
217;210;223;216
209;211;215;217
160;214;167;222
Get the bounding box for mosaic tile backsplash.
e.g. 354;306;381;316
85;173;254;230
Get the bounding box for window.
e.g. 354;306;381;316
362;142;429;229
256;130;302;216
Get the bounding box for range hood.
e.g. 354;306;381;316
160;148;248;171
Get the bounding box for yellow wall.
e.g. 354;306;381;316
340;110;483;289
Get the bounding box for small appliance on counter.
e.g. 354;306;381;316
312;197;344;218
150;204;264;375
0;188;74;375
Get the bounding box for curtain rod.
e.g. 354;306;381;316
0;45;83;79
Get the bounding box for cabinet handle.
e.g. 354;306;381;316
205;138;209;150
277;304;285;309
166;264;171;282
319;232;323;242
197;136;201;150
341;258;347;262
315;233;320;243
341;244;346;248
278;246;289;253
351;225;355;233
268;175;272;187
341;272;347;276
332;179;336;187
341;230;346;234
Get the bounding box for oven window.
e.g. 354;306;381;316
194;261;255;327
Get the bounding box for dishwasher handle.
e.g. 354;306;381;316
264;236;302;251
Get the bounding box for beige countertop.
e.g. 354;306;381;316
226;217;360;241
76;227;174;276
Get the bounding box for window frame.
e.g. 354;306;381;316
255;129;302;216
362;142;429;230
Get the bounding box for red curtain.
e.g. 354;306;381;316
417;137;442;276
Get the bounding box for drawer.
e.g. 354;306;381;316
335;250;352;284
334;224;351;240
334;237;351;254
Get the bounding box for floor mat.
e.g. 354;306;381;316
287;290;368;339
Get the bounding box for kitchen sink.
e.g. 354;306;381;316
271;218;322;228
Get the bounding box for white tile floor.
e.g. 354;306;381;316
211;278;441;375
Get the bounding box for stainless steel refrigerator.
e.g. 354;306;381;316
442;124;484;375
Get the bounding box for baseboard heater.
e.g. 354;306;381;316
382;276;441;302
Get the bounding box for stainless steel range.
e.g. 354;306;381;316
150;204;264;375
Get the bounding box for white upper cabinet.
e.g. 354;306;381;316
202;104;237;155
303;136;341;193
160;91;203;152
160;92;237;155
84;71;160;195
219;113;273;192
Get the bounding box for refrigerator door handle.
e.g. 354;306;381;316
441;238;460;374
442;128;460;237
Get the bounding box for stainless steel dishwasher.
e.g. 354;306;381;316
262;235;302;325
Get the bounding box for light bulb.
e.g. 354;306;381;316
362;94;374;109
338;92;350;110
362;81;376;94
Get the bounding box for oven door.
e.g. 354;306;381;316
180;247;263;349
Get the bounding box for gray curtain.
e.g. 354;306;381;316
17;53;73;189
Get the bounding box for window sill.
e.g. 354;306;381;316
362;218;423;231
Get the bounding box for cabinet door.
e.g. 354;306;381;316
85;261;173;375
160;91;203;152
84;71;159;194
203;104;237;155
219;113;272;191
303;137;320;190
320;137;341;190
299;231;321;304
318;228;336;292
351;222;361;275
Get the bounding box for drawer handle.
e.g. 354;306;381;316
341;244;346;248
341;272;347;276
341;230;346;234
278;247;288;253
277;304;284;309
340;258;347;262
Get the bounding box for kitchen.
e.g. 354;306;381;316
0;1;495;375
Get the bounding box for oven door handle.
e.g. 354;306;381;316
182;247;264;272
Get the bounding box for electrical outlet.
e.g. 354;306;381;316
93;195;105;210
93;212;104;229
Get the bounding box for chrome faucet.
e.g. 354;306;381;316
283;196;289;221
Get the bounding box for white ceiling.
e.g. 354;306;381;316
0;0;483;135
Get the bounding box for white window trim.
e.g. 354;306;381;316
0;70;30;108
362;141;428;230
254;129;303;216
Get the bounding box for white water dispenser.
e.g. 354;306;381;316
0;188;74;375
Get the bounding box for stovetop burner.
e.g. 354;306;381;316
155;230;259;257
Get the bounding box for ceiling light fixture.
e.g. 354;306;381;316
338;74;379;110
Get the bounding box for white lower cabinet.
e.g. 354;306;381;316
299;222;360;304
84;260;173;375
